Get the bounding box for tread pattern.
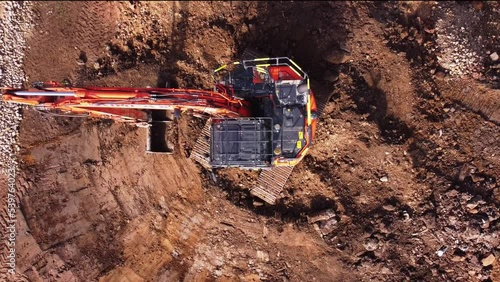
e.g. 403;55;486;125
190;119;212;170
251;166;294;205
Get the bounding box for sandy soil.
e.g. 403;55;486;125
2;1;499;281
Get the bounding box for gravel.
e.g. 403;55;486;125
434;2;500;78
434;3;484;77
0;1;33;171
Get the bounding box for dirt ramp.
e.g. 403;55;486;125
436;78;500;124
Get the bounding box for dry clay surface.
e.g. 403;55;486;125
1;1;499;282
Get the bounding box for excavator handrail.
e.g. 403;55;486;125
213;57;309;80
242;57;309;80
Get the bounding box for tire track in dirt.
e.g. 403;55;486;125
23;2;120;84
71;2;118;62
436;78;500;124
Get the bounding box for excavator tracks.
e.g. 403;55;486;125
190;119;212;170
250;166;294;205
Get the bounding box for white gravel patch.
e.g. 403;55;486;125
0;1;33;171
434;3;483;77
434;2;500;78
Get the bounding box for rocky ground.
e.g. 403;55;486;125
0;1;499;281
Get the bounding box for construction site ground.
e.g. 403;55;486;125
2;1;499;281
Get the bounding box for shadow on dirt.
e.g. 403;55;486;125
156;1;189;88
339;64;414;145
242;1;351;106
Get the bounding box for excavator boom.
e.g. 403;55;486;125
2;85;251;121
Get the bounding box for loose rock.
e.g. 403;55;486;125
307;209;336;224
482;254;496;266
363;238;379;251
325;50;351;64
0;2;33;281
490;52;499;62
318;218;338;236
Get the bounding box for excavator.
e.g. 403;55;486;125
1;57;318;204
